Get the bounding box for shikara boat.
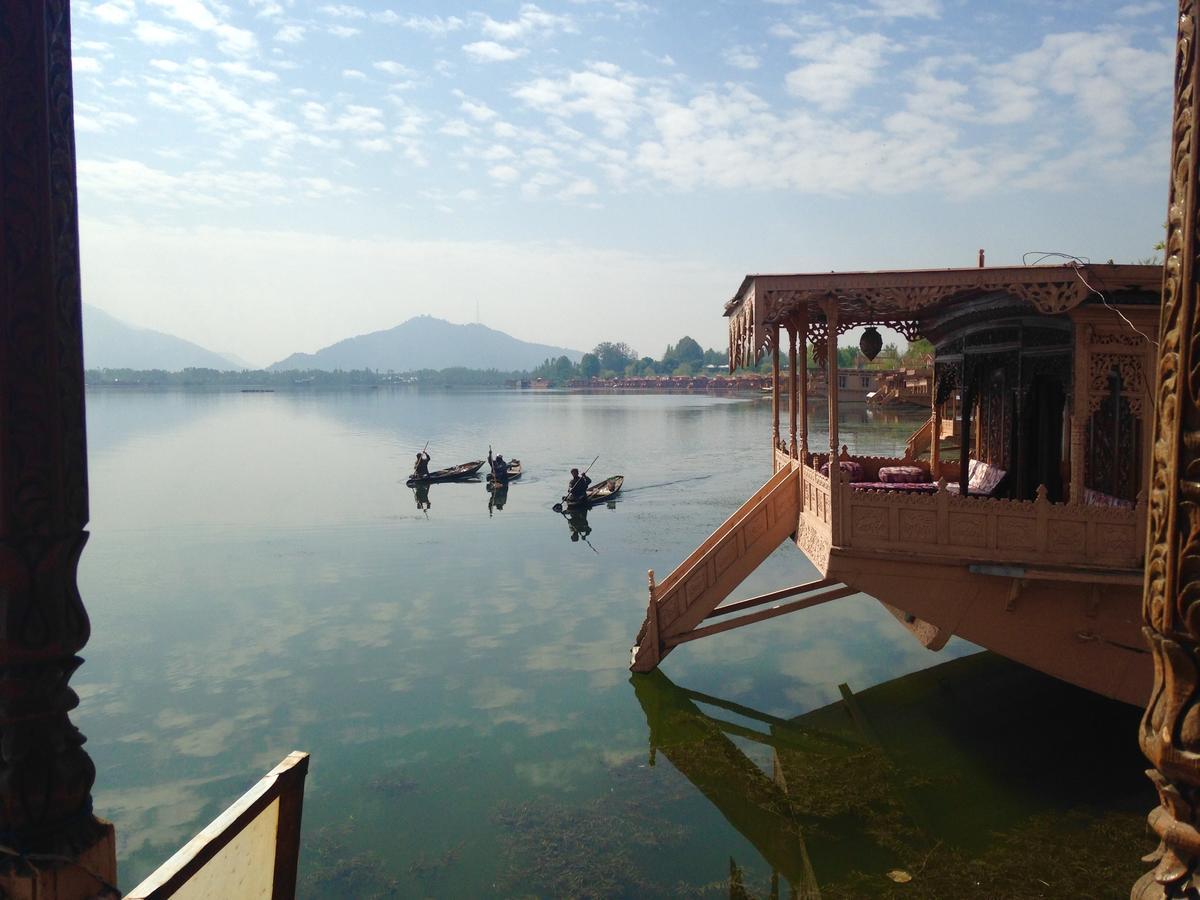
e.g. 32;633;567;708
486;460;523;488
562;475;624;509
405;460;484;486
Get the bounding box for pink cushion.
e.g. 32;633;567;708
819;460;865;482
967;460;1006;495
1083;487;1135;509
878;465;930;484
851;481;938;493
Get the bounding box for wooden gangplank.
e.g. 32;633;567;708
631;465;855;671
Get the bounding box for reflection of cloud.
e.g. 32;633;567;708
471;681;529;710
173;718;236;757
95;776;227;857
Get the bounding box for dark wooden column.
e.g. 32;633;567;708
0;0;116;892
1135;3;1200;897
771;328;780;452
787;321;798;458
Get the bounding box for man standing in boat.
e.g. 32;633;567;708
567;467;591;505
489;447;509;487
414;449;430;480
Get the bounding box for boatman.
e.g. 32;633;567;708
567;468;591;505
489;448;509;486
414;449;430;479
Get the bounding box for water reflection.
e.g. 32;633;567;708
487;483;509;515
632;653;1151;897
412;483;432;511
563;508;594;547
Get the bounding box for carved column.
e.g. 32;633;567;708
1070;316;1088;503
0;1;116;896
799;311;809;460
787;320;799;458
825;303;840;458
771;327;781;452
1135;4;1200;897
930;392;942;478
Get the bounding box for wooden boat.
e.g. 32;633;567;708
486;460;522;488
562;475;623;509
405;460;484;486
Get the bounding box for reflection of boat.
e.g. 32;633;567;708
405;460;484;486
563;475;623;509
486;459;523;488
632;652;1146;897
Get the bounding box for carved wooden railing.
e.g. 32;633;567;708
839;481;1144;570
631;463;800;671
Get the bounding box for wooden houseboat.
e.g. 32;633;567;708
630;264;1161;707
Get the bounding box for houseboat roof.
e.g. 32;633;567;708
725;262;1161;367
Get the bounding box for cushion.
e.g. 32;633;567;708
1083;487;1135;509
819;460;865;482
878;465;930;484
851;481;938;493
967;460;1006;496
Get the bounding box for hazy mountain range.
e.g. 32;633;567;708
83;307;581;373
83;304;245;370
268;316;581;372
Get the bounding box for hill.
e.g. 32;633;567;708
269;316;582;372
83;304;242;370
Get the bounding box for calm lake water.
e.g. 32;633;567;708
77;388;1151;898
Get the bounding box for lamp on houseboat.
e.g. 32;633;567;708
859;326;883;361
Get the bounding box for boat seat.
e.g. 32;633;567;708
851;481;938;493
819;460;865;481
1083;487;1135;509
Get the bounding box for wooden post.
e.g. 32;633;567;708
0;2;117;896
959;386;972;497
788;320;799;458
824;303;841;534
1070;316;1088;503
800;310;810;462
1134;4;1200;897
931;378;942;479
771;328;781;452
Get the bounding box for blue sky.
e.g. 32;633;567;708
72;0;1175;366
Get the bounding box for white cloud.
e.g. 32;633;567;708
73;56;104;73
387;14;465;34
488;164;521;182
785;32;891;111
722;46;760;71
374;60;415;77
440;119;475;137
342;69;366;80
318;4;367;18
867;0;940;18
327;24;360;38
463;41;527;63
1115;1;1165;16
86;0;136;25
480;4;574;42
216;61;278;83
459;98;498;121
135;21;188;45
274;24;305;43
513;64;642;139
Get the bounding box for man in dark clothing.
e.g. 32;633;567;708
489;448;509;486
414;450;430;479
567;467;591;504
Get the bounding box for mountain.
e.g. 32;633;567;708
268;316;582;372
83;304;243;370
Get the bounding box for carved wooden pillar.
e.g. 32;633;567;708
1070;317;1088;503
787;319;799;458
1135;4;1200;897
825;303;840;458
799;311;809;461
771;328;781;452
0;2;116;896
959;384;972;497
930;391;942;478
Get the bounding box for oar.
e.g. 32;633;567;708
552;455;600;512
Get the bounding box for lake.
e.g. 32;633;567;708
77;388;1151;897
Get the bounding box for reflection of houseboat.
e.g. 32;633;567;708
633;653;1146;897
631;264;1161;707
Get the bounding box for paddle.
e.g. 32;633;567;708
552;455;600;512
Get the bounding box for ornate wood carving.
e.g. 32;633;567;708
0;0;106;861
1135;3;1200;896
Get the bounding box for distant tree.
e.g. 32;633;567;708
639;356;658;375
579;353;601;378
594;342;635;373
673;335;704;367
673;361;694;376
702;347;727;367
554;355;575;379
901;338;934;366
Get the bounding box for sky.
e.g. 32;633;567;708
72;0;1176;367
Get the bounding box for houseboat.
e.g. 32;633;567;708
630;263;1161;707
